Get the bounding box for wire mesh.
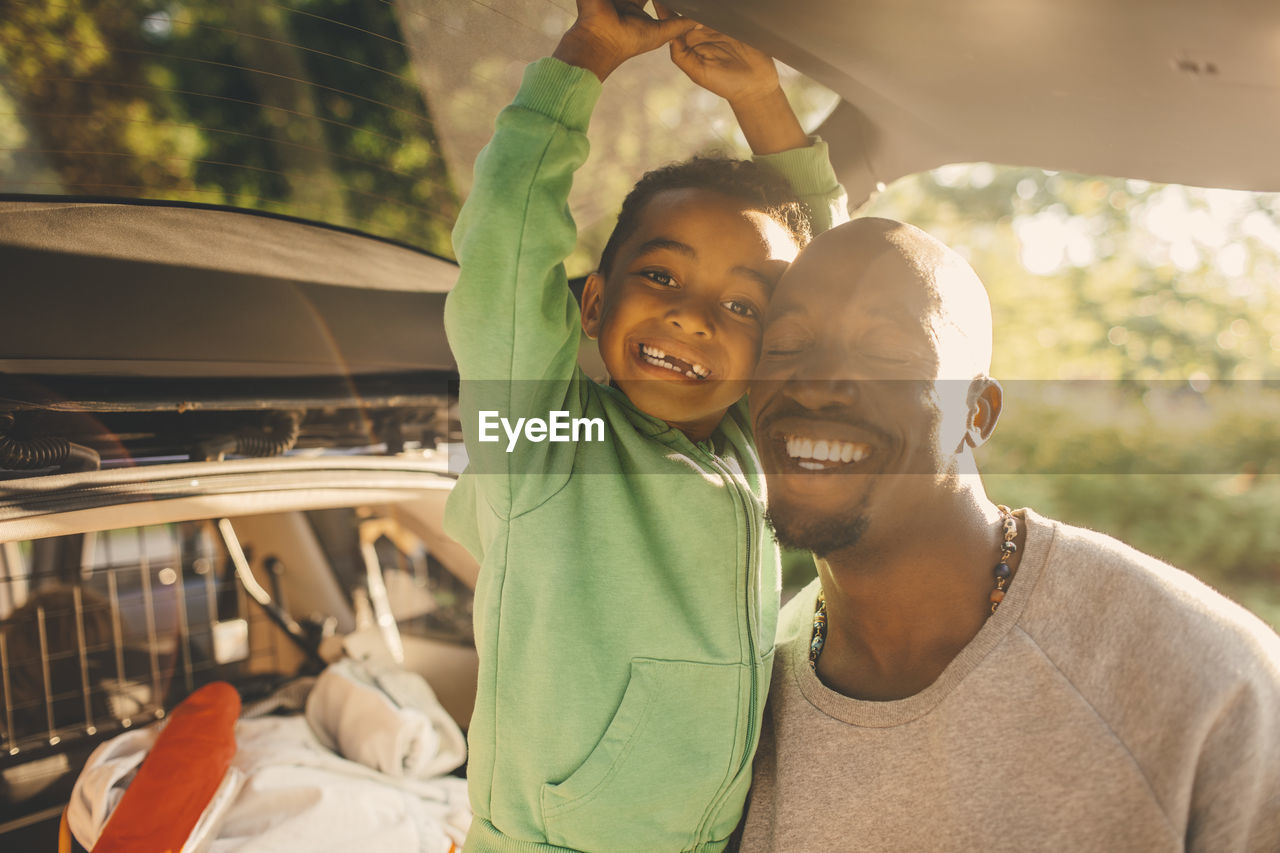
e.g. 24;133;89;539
0;521;279;765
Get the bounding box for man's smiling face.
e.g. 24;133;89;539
582;188;799;441
750;219;993;556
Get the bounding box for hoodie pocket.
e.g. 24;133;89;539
540;657;747;852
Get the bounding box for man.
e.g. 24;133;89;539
739;217;1280;851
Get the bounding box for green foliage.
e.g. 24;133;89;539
1;0;198;195
0;0;457;254
983;383;1280;627
863;166;1280;383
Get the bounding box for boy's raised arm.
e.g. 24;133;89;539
444;57;598;387
446;0;695;385
665;20;849;232
444;2;693;503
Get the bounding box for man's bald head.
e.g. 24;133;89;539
768;217;993;380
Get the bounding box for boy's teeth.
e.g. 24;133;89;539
784;435;871;467
639;344;709;379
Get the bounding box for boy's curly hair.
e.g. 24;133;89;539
597;156;814;277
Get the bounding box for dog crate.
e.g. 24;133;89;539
0;519;296;837
0;498;478;844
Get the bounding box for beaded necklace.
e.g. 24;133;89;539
809;505;1019;672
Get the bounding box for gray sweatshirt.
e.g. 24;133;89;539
740;509;1280;851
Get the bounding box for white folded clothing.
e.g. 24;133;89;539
70;713;470;853
304;658;466;779
210;715;470;853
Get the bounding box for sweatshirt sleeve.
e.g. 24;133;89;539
1185;643;1280;852
444;58;600;511
753;136;849;235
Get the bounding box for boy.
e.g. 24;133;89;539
444;2;846;850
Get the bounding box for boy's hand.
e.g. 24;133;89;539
554;0;697;82
661;11;808;155
664;15;780;105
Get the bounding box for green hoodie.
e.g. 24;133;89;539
444;58;846;853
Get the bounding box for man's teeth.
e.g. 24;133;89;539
784;435;871;467
640;345;709;379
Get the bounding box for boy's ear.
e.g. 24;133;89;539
580;272;607;340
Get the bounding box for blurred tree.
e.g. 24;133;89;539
863;165;1280;383
0;0;458;254
0;0;199;196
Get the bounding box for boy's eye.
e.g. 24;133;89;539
723;299;759;320
641;270;676;287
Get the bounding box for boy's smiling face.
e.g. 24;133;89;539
581;188;800;442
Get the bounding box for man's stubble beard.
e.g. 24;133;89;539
765;491;871;558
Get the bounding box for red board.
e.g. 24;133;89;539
93;682;240;853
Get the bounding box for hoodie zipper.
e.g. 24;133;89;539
695;447;760;834
733;473;758;776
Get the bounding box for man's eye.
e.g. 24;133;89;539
641;270;676;286
764;340;807;357
723;299;759;319
865;350;914;365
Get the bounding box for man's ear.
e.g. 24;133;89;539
963;376;1003;449
580;272;606;340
